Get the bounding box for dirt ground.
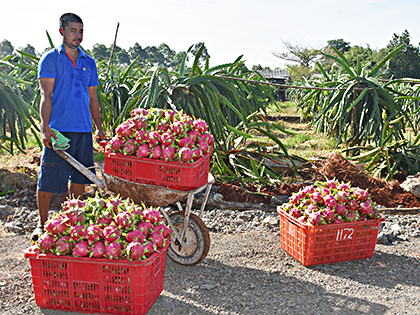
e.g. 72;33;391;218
217;152;420;208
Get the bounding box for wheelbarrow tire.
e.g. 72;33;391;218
167;211;210;265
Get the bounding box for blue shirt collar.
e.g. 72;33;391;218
57;44;86;58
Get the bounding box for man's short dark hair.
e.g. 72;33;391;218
59;13;83;30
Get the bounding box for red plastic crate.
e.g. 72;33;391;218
24;246;168;315
104;150;212;191
278;208;383;266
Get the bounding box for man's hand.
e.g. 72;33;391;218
95;130;106;142
42;127;58;149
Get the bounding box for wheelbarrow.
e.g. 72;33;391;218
55;149;214;266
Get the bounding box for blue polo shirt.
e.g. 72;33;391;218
38;44;99;132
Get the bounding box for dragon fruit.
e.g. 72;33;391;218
309;192;323;204
178;147;193;163
125;229;146;243
353;188;370;202
147;130;161;146
149;232;166;249
102;226;121;243
187;130;201;142
323;195;337;208
336;191;350;204
135;129;148;144
325;179;338;190
104;241;123;260
345;211;359;222
359;201;373;215
96;210;114;226
150;145;163;159
123;138;137;156
86;224;103;244
335;203;347;216
290;208;302;219
308;211;325;226
161;132;175;147
126;241;146;261
55;236;73;256
137;143;150;158
89;241;106;258
191;147;202;161
171;121;186;136
301;185;315;197
65;208;85;225
193;119;208;132
153;224;172;238
115;211;134;230
116;122;135;138
290;192;304;205
109;136;124;152
197;140;209;155
156;120;170;132
179;136;194;148
143;242;157;257
136;221;154;234
37;233;56;253
73;240;89;257
143;208;163;224
133;116;147;130
45;217;68;235
69;224;86;243
162;146;176;161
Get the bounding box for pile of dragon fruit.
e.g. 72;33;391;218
279;179;384;226
32;195;172;261
105;107;214;163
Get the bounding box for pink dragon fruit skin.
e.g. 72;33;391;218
89;241;106;258
69;224;86;243
102;226;121;243
126;229;146;243
65;208;85;225
123;138;137;156
354;188;370;202
310;192;323;204
308;211;325;226
197;140;209;155
104;241;123;260
335;203;347;216
126;241;146;261
179;136;194;148
115;123;133;138
187;130;201;142
161;132;175;147
136;221;154;234
150;145;163;159
86;224;103;244
338;182;351;191
200;133;214;146
325;179;338;190
191;147;202;161
193;119;208;132
147;131;161;146
149;232;166;249
110;136;124;152
143;242;156;257
153;225;172;238
115;211;134;230
347;199;359;212
297;216;307;224
359;201;373;215
322;207;335;223
290;192;304;205
162;146;176;161
143;208;163;224
96;210;114;226
73;240;89;257
171;121;186;137
45;218;68;235
336;191;350;204
156;120;170;133
137;143;150;158
345;211;358;222
37;233;56;253
290;208;302;219
178;147;193;163
302;185;315;197
55;235;74;256
135;129;148;144
133;116;147;130
323;195;337;208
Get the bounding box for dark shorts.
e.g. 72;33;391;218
37;132;95;194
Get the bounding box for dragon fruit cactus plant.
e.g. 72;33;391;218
279;179;383;226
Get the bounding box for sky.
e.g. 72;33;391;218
2;0;420;69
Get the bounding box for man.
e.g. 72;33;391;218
31;13;105;241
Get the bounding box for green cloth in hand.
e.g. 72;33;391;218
50;129;70;150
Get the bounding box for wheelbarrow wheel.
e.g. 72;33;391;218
167;211;210;265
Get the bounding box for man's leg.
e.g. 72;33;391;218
36;189;53;226
69;182;85;200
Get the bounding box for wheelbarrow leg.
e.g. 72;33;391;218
198;183;212;218
179;191;195;244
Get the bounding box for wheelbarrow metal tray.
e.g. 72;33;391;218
24;245;168;315
104;150;212;192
